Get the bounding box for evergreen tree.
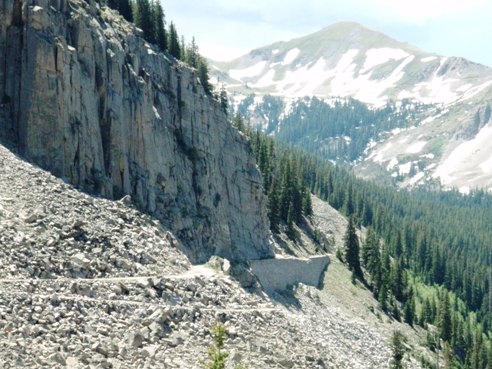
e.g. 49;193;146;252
108;0;133;22
108;0;119;11
186;37;200;68
404;288;415;327
392;258;407;302
286;203;296;240
232;112;245;132
390;330;407;369
121;0;133;22
438;291;453;343
364;229;382;291
343;184;354;216
153;1;166;51
197;57;211;94
267;179;280;232
135;0;155;44
168;21;181;59
219;86;228;114
302;188;313;216
344;216;363;279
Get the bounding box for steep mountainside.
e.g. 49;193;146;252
212;22;492;191
0;142;431;368
0;0;273;262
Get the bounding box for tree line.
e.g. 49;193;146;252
105;0;211;94
235;95;432;163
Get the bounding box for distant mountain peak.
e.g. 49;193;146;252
212;23;492;106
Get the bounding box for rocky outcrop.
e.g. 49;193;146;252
0;0;273;262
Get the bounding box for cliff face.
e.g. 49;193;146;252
0;0;273;262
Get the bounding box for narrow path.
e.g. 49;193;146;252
1;290;280;314
0;264;217;284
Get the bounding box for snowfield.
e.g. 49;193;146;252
229;61;267;80
360;48;409;74
433;123;492;188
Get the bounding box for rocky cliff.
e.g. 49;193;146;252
0;0;273;262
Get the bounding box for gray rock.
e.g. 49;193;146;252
0;0;274;264
126;331;144;348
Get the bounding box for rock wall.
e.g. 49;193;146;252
0;0;273;262
250;255;330;292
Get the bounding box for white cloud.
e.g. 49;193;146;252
376;0;486;23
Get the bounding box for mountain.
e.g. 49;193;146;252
1;2;491;367
212;22;492;191
214;22;492;105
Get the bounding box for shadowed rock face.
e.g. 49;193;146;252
0;0;273;262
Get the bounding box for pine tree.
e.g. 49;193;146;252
201;324;228;369
390;330;406;369
343;184;354;216
186;37;200;68
107;0;119;11
219;86;228;114
267;179;280;233
392;258;407;302
135;0;155;44
168;21;181;59
302;188;313;216
443;342;455;369
286;203;296;240
120;0;133;22
107;0;133;22
232;112;244;132
438;291;453;343
403;288;415;327
153;1;166;51
364;229;382;291
344;216;363;279
197;57;211;94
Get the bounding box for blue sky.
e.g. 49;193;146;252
164;0;492;67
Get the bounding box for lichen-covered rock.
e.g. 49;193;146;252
0;0;273;262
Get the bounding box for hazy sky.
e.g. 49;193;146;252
164;0;492;67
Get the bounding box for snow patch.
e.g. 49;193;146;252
434;123;492;185
230;61;267;80
387;158;398;170
421;56;437;63
153;106;161;120
278;57;328;96
421;153;435;160
406;141;427;154
282;48;300;66
399;162;412;175
479;156;492;173
254;69;276;88
409;172;425;185
373;142;393;163
272;49;280;55
360;48;409;74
